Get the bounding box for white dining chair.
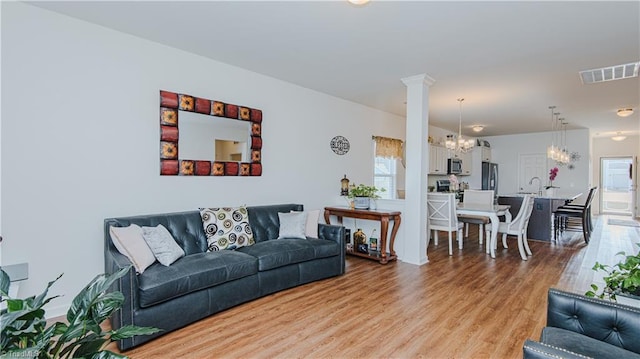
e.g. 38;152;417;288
496;194;535;260
427;193;463;256
458;190;494;246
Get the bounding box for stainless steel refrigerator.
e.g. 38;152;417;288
481;162;499;193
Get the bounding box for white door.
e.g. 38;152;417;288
600;157;634;216
633;156;638;218
519;154;546;194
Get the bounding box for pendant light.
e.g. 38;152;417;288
445;98;474;154
546;106;558;160
547;105;571;165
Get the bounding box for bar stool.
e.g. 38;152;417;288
553;187;597;244
556;186;597;233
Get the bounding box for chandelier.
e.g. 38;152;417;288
546;106;570;165
445;98;474;153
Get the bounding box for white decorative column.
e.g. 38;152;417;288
401;74;435;265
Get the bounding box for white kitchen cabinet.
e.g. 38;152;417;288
429;144;447;175
459;151;472;175
448;150;472;176
481;146;492;162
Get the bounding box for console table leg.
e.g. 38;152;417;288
380;217;390;263
389;215;401;257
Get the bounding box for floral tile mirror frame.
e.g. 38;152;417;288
159;90;262;176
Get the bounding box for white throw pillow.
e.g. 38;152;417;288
291;209;320;238
109;224;156;274
278;212;308;239
141;224;185;266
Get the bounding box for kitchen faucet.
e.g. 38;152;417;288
529;176;542;196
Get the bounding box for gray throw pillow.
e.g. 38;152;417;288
278;212;308;239
141;224;185;266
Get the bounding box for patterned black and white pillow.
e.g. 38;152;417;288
200;207;255;251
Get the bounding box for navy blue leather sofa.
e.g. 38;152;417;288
523;288;640;359
104;203;345;350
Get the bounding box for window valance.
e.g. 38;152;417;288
372;136;403;159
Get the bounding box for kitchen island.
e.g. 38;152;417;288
498;192;582;241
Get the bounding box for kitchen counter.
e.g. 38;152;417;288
498;192;583;242
501;192;583;201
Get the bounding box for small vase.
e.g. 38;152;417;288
546;187;557;197
353;197;370;210
353;228;367;246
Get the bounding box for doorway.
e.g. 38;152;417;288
518;153;546;194
600;157;633;216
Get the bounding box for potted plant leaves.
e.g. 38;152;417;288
0;266;160;358
347;184;385;209
585;242;640;306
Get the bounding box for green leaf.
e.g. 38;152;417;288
0;308;44;333
0;269;10;297
67;267;129;325
32;273;63;308
68;334;107;358
87;350;129;359
109;325;162;341
6;298;26;312
88;292;124;324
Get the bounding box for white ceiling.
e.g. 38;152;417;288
29;1;640;138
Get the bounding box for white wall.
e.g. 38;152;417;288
481;129;591;197
1;3;405;315
592;135;640;216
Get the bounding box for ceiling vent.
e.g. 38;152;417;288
579;61;639;84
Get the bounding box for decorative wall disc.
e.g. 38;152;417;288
570;152;581;162
330;136;350;155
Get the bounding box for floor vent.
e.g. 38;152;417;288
579;61;639;84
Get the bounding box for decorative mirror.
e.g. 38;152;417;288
159;90;262;176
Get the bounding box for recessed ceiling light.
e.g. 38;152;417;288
617;108;634;117
611;132;627;141
472;125;484;132
348;0;370;5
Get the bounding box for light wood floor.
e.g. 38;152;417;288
110;215;640;358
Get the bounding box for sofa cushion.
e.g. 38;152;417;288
137;251;258;308
306;238;341;258
237;238;318;271
200;207;255;251
540;327;640;359
237;238;339;271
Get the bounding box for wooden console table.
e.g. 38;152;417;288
324;206;401;264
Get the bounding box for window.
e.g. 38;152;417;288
374;156;396;199
372;136;403;200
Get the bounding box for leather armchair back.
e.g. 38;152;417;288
547;288;640;353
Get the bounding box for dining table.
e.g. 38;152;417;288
456;203;511;258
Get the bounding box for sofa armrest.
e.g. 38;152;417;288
546;288;640;354
523;339;591;359
104;222;141;345
318;223;345;274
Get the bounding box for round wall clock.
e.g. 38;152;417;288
330;136;350;155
